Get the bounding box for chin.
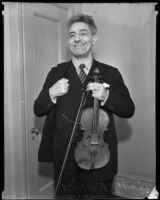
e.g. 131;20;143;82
73;54;88;58
72;51;91;58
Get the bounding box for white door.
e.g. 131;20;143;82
22;3;77;199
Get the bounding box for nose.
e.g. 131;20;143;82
74;34;81;42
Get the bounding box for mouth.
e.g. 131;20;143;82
70;42;90;56
73;44;84;48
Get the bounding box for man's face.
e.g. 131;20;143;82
68;22;97;58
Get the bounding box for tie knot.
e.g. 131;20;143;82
79;64;85;70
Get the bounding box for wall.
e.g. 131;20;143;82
2;3;83;199
82;3;156;198
3;3;28;199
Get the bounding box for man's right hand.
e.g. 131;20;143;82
49;78;69;98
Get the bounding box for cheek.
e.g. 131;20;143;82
86;38;93;45
68;39;73;46
85;40;93;49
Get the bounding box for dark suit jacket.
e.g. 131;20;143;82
34;59;135;179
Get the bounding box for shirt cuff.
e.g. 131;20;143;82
101;89;109;106
101;82;110;106
103;82;110;89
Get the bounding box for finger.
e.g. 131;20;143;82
59;78;69;84
64;83;70;93
92;92;102;100
92;93;100;99
87;84;97;91
87;82;95;87
63;78;69;83
61;86;68;94
64;83;70;89
87;82;96;89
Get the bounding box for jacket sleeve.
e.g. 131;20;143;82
33;67;57;117
103;68;135;118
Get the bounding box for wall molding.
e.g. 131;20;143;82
113;173;155;199
3;2;28;199
3;3;16;199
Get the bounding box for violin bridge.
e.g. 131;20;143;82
91;133;99;145
91;140;99;145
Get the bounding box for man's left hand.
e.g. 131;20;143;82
86;82;108;102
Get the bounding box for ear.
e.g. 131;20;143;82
92;34;97;45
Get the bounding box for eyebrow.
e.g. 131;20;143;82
69;29;89;34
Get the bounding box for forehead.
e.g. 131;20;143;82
68;22;91;33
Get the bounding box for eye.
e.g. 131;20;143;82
80;32;88;36
68;32;75;38
69;34;74;38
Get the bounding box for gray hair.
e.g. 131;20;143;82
67;14;97;35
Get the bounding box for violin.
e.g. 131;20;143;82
55;68;110;196
74;68;110;170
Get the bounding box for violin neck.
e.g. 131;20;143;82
93;98;99;133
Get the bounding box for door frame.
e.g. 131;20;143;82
3;2;82;199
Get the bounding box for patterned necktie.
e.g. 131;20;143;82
79;64;87;83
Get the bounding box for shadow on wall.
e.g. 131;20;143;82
114;116;133;142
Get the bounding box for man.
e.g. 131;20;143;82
34;14;135;199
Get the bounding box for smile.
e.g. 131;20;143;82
73;44;84;47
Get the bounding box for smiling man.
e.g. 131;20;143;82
68;21;97;57
34;14;135;199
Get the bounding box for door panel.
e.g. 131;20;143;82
22;3;74;198
34;14;59;96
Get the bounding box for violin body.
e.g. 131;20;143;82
74;106;110;170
